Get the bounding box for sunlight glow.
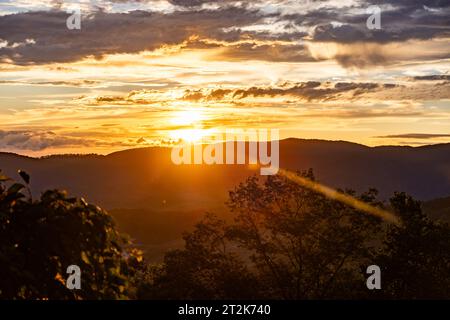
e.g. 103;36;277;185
170;128;208;143
279;169;402;226
170;109;204;126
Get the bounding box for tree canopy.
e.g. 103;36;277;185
139;171;450;300
0;170;142;300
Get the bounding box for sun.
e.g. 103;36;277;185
170;109;204;126
169;109;209;143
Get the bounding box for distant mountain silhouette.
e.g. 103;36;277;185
1;139;449;207
2;138;449;260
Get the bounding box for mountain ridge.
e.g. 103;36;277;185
3;138;450;159
2;138;450;261
1;138;449;208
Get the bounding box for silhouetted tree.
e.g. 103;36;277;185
137;214;260;299
140;171;387;299
374;192;450;299
225;171;384;299
0;170;142;300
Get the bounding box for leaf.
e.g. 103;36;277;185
54;273;65;285
18;170;30;184
7;183;25;195
81;251;90;265
0;171;10;182
4;193;24;203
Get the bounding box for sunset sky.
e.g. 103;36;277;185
0;0;449;156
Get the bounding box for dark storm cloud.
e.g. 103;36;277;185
0;0;449;65
376;133;450;139
182;81;400;102
0;130;136;151
0;7;271;64
179;79;450;101
168;0;233;6
256;0;449;44
0;79;100;87
164;0;450;41
412;75;450;81
309;1;450;43
214;42;313;62
366;0;450;10
333;51;389;69
0;130;85;151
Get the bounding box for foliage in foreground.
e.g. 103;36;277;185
0;170;142;300
1;169;449;300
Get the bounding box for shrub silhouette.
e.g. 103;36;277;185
1;169;448;300
140;171;450;300
0;170;142;300
140;171;385;299
374;192;450;299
